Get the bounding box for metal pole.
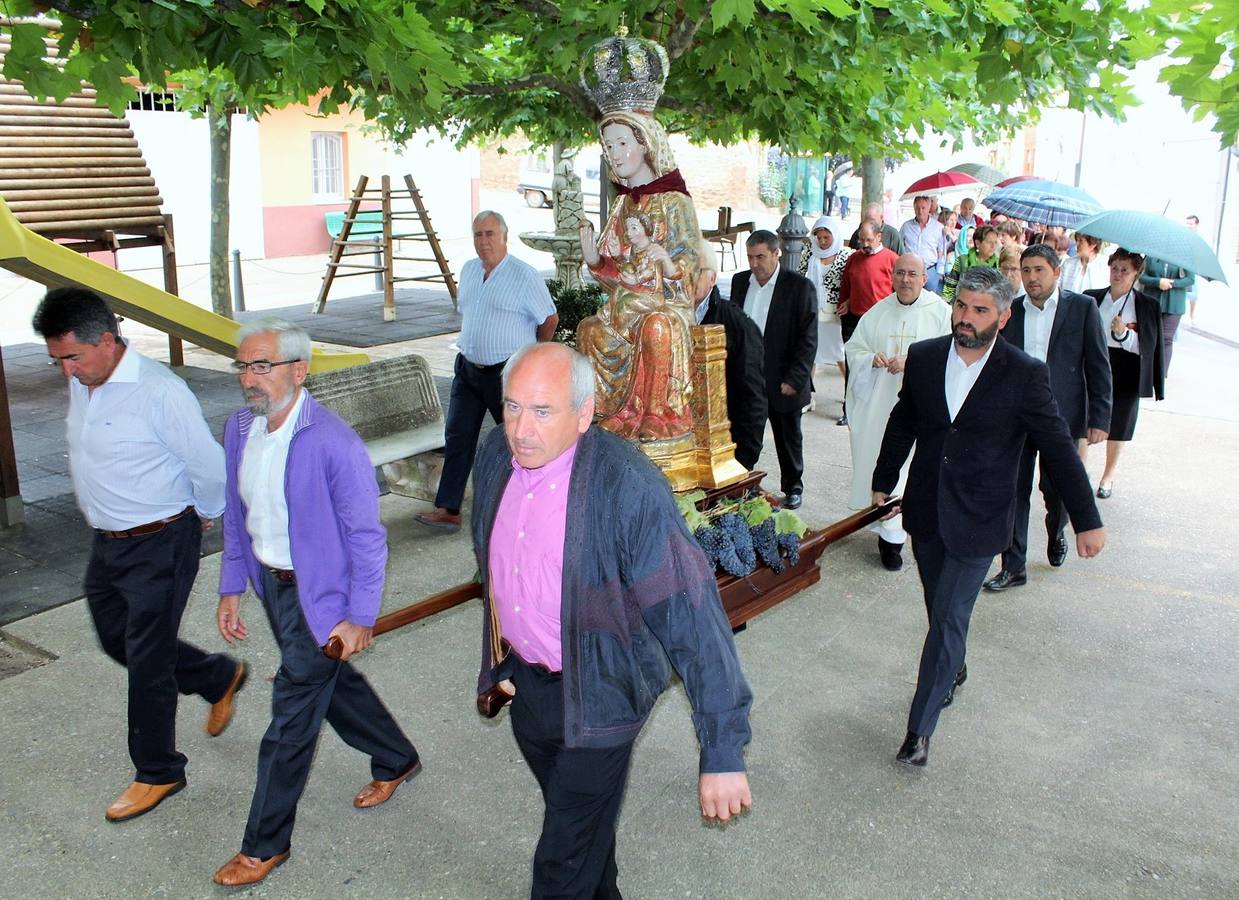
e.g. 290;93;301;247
230;249;246;312
372;237;383;291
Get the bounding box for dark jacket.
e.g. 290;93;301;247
1000;289;1112;439
873;335;1102;557
848;222;904;254
729;268;818;412
701;286;766;469
1085;288;1166;400
472;425;752;773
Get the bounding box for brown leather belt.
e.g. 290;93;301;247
96;507;193;539
269;568;297;584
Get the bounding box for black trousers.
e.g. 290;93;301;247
242;571;417;859
839;312;860;416
434;352;505;513
907;535;992;737
767;406;805;496
85;512;236;784
1002;440;1067;574
1161;312;1181;375
510;656;635;900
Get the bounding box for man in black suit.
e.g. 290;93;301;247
730;230;817;508
984;244;1111;592
696;246;767;470
872;266;1105;767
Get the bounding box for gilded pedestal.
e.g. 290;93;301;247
687;323;747;489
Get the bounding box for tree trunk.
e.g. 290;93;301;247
207;102;233;319
860;156;884;209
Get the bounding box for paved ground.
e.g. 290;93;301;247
0;322;1235;898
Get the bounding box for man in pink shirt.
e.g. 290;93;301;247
471;342;753;898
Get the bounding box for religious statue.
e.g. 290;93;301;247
575;31;701;445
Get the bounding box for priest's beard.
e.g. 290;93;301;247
952;319;998;349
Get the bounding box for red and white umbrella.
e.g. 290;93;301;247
901;171;980;199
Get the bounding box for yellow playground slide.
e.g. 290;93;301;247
0;198;367;373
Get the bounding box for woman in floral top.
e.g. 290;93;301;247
798;215;854;411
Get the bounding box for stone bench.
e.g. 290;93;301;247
304;354;446;501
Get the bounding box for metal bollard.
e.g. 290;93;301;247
372;237;383;291
231;249;246;312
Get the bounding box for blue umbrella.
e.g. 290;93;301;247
983;179;1102;227
1073;209;1228;284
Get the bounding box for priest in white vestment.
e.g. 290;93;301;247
844;254;952;571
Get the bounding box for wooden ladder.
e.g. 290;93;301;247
313;174;458;319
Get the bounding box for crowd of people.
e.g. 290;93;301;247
27;186;1198;894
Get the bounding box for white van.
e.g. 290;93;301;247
517;148;603;209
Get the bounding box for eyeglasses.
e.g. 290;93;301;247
893;269;923;277
231;359;300;375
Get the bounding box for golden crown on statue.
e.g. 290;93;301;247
579;25;669;115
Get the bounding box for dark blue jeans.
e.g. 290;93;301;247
434;353;505;513
241;571;417;858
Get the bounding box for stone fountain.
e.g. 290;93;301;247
519;147;589;288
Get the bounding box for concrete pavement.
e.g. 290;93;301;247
0;324;1236;897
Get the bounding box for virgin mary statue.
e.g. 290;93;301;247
575;33;701;446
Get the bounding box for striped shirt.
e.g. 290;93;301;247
457;254;557;366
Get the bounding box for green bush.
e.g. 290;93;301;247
547;280;605;345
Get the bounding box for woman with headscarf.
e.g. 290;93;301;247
1083;247;1165;498
798;215;854;408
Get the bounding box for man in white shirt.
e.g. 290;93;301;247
899;196;946;293
416;210;558;533
213;320;420;887
729;231;817;509
984;244;1111;592
871;266;1105;767
32;288;246;824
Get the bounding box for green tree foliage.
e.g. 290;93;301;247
1143;0;1238;147
2;0;1234;160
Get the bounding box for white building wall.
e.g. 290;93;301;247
385;132;478;241
121;109;264;270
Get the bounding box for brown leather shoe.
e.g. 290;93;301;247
212;851;290;887
205;661;248;737
353;760;422;809
415;508;462;532
105;778;187;822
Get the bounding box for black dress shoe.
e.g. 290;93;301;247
941;684;955;708
895;731;929;767
878;537;903;571
835;414;848;426
1048;534;1068;568
982;569;1027;592
955;663;968;687
1096;483;1112;499
783;492;802;510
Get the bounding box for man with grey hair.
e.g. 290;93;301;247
900;195;945;293
731;230;817;508
32;287;244;824
471;342;753;897
417;209;558;533
871;267;1105;767
694;238;766;469
213;319;420;887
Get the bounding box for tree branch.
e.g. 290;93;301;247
665;0;713;61
461;72;596;120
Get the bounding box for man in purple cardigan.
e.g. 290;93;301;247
211;320;420;888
